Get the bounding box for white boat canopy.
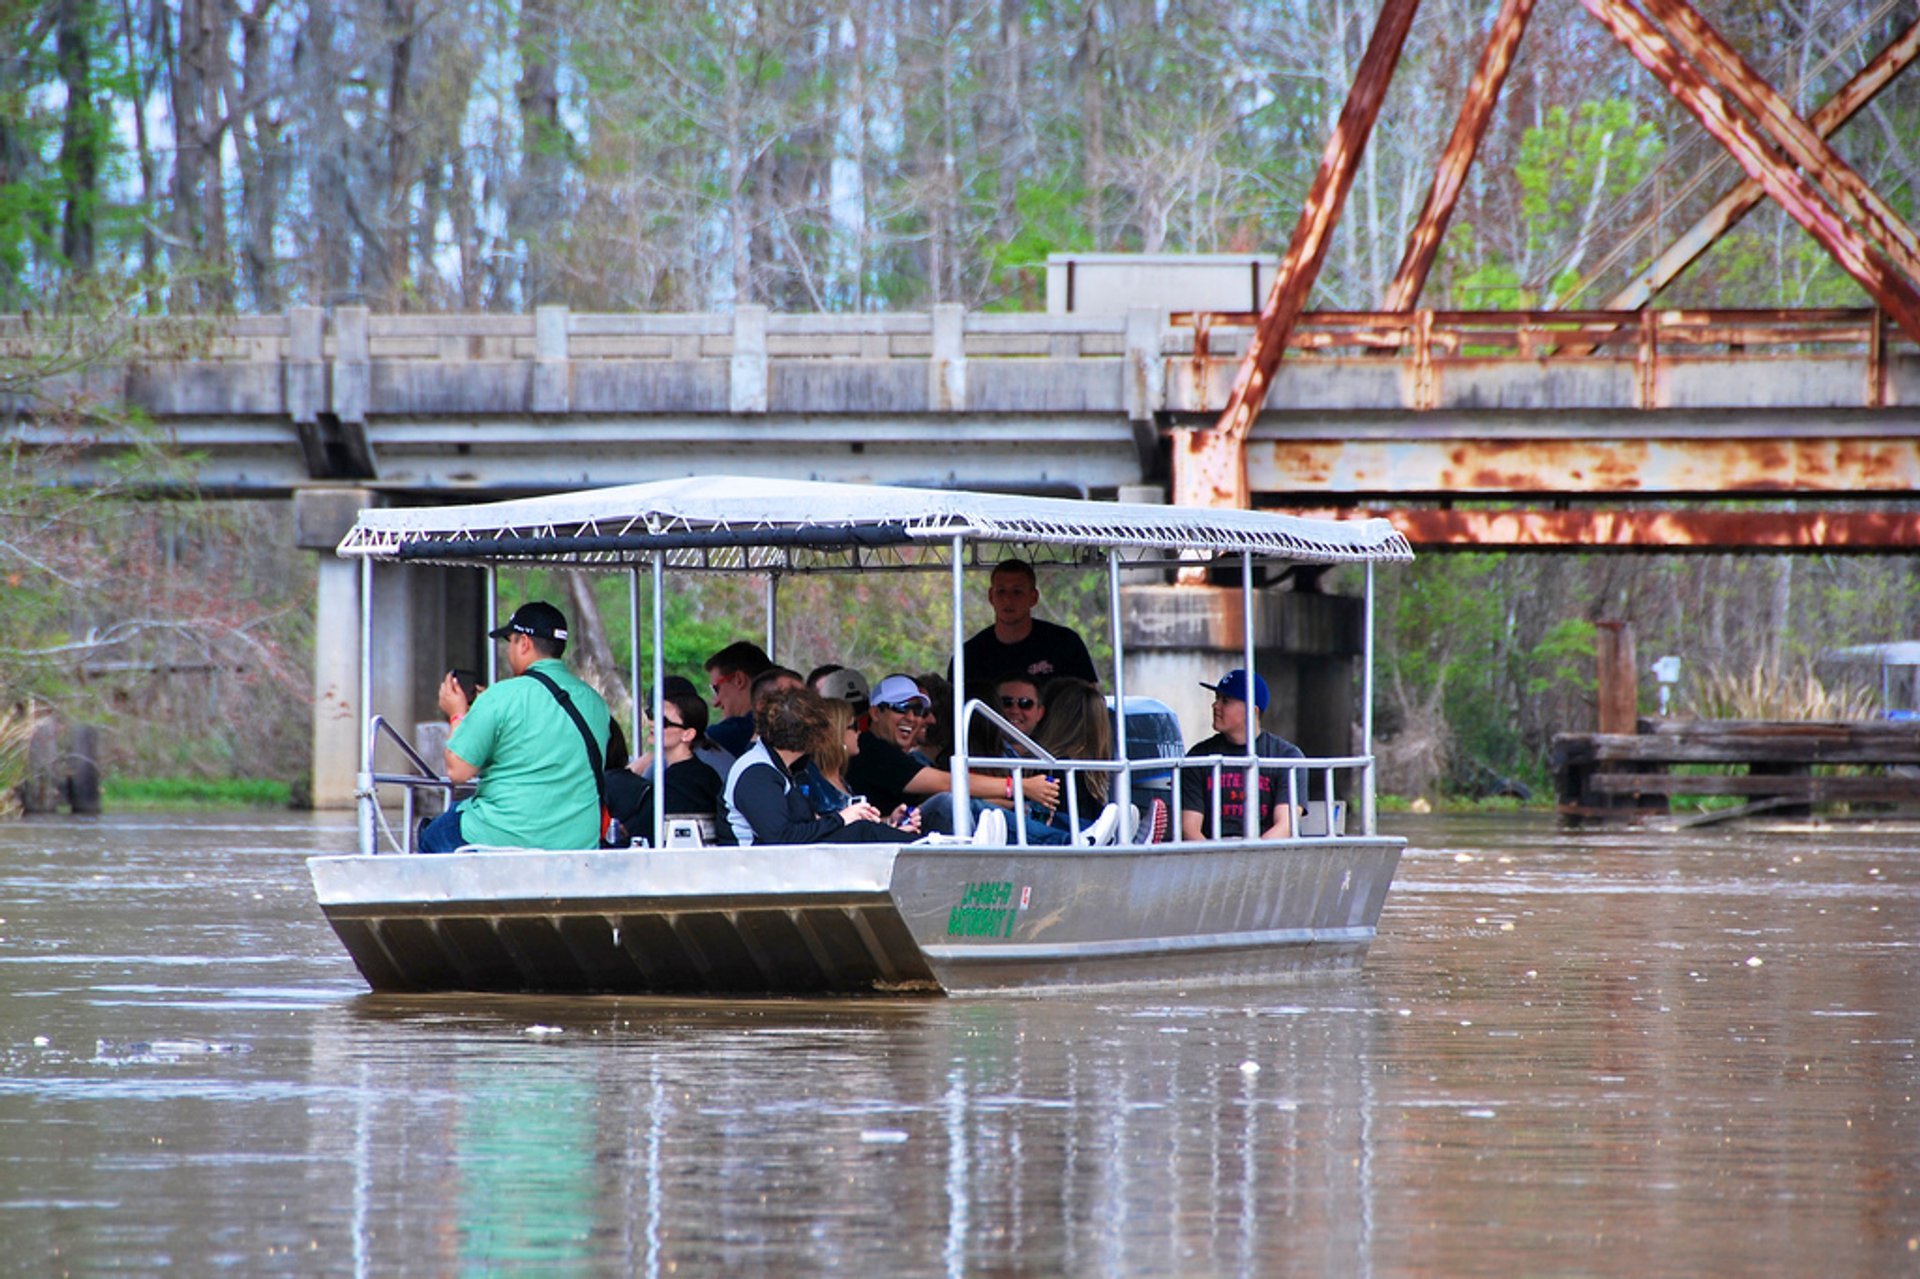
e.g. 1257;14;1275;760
337;475;1415;573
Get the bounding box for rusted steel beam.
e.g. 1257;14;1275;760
1563;17;1920;320
1189;0;1421;520
1252;438;1920;497
1579;0;1920;347
1382;0;1535;313
1267;508;1920;551
1640;0;1920;278
1590;18;1920;318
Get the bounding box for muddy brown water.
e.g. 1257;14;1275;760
1;812;1916;1275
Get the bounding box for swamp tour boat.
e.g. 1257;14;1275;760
308;476;1414;995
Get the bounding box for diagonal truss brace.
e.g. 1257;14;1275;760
1641;0;1920;281
1580;0;1920;347
1383;0;1536;312
1589;17;1920;319
1178;0;1421;521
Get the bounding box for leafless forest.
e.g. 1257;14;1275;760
5;0;1920;796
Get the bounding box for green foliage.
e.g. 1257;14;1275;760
984;171;1092;311
102;777;292;809
1517;99;1666;264
1524;618;1596;701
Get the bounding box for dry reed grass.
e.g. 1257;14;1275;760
1682;662;1877;722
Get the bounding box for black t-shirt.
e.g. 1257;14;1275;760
606;756;724;843
846;730;933;814
956;618;1097;693
1178;730;1304;838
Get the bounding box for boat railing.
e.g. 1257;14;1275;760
363;715;463;854
1173;752;1372;840
959;698;1369;844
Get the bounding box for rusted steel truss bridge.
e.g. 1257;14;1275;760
8;1;1920;558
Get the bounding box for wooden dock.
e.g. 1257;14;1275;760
1551;718;1920;823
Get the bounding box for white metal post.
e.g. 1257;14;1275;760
627;565;642;760
765;574;778;661
1363;561;1377;837
356;556;373;855
1241;550;1260;838
652;554;667;846
1107;549;1131;834
484;567;498;685
949;536;971;838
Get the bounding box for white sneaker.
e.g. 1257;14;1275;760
1080;803;1122;846
972;807;1008;845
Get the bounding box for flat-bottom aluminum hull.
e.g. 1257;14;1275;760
307;837;1402;996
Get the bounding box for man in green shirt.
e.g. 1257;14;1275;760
418;601;611;852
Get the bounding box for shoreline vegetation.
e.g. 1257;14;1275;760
101;778;293;810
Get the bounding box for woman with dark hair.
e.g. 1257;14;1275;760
1033;677;1120;841
607;686;725;845
723;686;917;847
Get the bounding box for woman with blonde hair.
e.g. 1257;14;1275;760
723;686;916;846
1033;677;1121;842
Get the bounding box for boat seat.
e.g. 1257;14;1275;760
1297;800;1348;837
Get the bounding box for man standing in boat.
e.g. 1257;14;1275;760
1179;668;1301;841
419;601;612;852
952;559;1098;696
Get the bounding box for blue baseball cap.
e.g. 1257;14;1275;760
1201;668;1268;711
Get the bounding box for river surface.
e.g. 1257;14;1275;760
2;811;1917;1276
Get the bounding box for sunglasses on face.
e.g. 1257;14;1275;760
877;701;930;715
1000;696;1037;710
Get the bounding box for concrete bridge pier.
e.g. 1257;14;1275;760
296;489;488;808
1119;584;1364;766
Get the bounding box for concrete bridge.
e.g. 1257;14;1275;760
13;305;1919;526
11;303;1920;807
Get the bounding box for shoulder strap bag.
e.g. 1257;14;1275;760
523;668;623;847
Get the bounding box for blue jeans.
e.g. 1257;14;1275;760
919;793;1070;845
418;805;466;853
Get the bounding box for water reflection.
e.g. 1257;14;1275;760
2;812;1918;1274
315;984;1388;1276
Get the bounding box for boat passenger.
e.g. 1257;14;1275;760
994;674;1045;745
420;600;612;853
705;640;774;756
848;675;1070;844
797;697;921;832
950;558;1098;698
656;674;739;779
1178;668;1302;841
723;686;917;846
751;666;807;706
607;686;725;846
807;664;870;720
1032;677;1116;837
912;672;954;765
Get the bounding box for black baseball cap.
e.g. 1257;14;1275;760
488;601;569;643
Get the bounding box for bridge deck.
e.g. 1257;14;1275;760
8;307;1917;512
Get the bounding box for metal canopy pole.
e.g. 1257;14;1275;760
950;536;971;838
652;554;667;846
357;556;374;855
765;574;778;661
484;567;498;685
1241;550;1260;837
1363;562;1378;837
628;565;642;762
1107;549;1131;834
